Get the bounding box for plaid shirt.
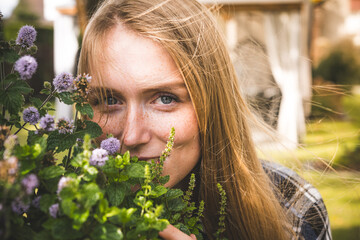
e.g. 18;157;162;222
262;161;332;240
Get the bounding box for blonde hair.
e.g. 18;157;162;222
78;0;291;239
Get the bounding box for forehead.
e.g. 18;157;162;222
92;24;182;88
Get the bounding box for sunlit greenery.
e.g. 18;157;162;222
267;120;360;240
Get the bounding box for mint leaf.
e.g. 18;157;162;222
150;185;168;198
51;219;83;240
30;97;43;109
46;131;60;151
34;230;52;240
165;189;183;199
76;103;94;119
0;88;24;115
159;175;170;185
0;79;32;114
39;194;56;213
167;198;186;212
56;134;78;153
82;120;102;138
10;80;33;94
127;163;145;178
106;182;130;206
58;92;74;105
3;73;18;85
0;46;19;63
40;89;51;95
39;165;65;179
81;183;102;208
91;223;123;240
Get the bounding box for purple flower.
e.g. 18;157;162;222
49;203;59;218
11;198;29;215
56;118;74;134
23;107;40;125
32;196;41;208
16;25;37;48
14;55;38;80
39;114;55;131
100;137;120;155
53;72;74;93
21;173;39;195
90;148;109;166
57;176;73;196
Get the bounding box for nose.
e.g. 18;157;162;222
121;105;151;150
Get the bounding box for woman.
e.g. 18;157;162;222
78;0;331;239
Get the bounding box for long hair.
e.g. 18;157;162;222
78;0;291;239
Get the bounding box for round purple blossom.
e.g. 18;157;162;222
39;114;55;131
16;25;37;48
49;203;59;218
11;198;29;215
90;148;109;166
53;72;74;93
14;55;38;80
57;176;73;196
23;107;40;125
56;118;74;134
21;173;39;195
100;137;120;155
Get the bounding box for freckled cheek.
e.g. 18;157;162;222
147;110;199;143
92;110;124;139
175;112;199;144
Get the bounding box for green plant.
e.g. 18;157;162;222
337;94;360;170
313;39;360;86
0;24;228;240
0;23;176;240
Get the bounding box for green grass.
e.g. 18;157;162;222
303;171;360;240
301;120;359;164
262;120;359;169
302;121;360;239
265;120;360;239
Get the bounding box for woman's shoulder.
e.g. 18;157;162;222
261;160;332;240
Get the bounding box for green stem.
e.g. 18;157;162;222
1;62;5;117
4;81;14;92
14;123;26;135
39;89;57;109
14;89;57;135
65;110;79;169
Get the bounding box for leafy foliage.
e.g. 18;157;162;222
0;24;209;240
313;39;360;86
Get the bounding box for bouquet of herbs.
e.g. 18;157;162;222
0;23;219;240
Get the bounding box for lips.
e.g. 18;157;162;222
137;156;160;162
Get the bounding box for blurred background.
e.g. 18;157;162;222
0;0;359;239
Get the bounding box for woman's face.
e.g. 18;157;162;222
89;24;201;188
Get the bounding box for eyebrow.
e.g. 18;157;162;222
142;82;187;93
90;82;188;96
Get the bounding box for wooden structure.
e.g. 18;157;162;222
53;6;78;120
199;0;313;149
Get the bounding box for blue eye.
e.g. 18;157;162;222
160;95;174;104
105;96;118;105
